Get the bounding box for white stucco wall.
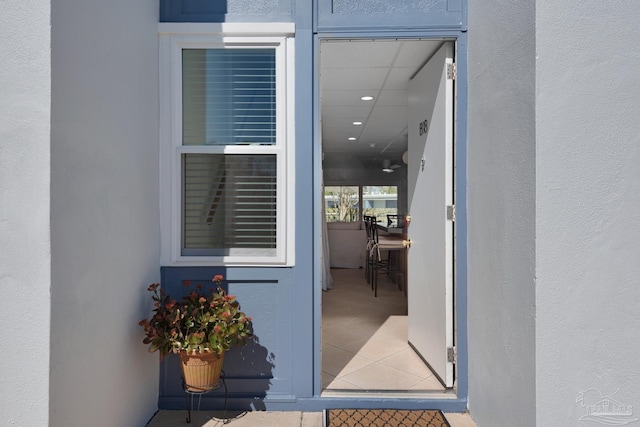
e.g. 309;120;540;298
0;1;51;426
469;2;640;426
536;2;640;425
50;1;160;426
467;1;537;426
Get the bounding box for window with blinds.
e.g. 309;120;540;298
160;30;293;265
181;47;279;256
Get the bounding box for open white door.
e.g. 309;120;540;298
406;42;455;388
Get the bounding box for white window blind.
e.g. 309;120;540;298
182;153;277;256
180;46;280;257
182;49;276;146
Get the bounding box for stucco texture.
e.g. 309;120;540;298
0;1;51;426
50;0;161;426
536;1;640;425
467;0;536;425
469;1;640;426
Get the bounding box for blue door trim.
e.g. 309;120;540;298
312;30;468;411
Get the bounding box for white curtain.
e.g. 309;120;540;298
321;173;333;291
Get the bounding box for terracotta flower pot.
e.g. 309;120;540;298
179;350;225;392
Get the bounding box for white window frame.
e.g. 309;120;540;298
159;23;295;266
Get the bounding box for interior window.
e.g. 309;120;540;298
324;185;398;223
324;186;359;222
363;186;398;224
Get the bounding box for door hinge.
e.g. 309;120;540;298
447;346;457;364
447;63;457;80
446;205;456;221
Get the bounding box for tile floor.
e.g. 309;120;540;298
322;268;445;393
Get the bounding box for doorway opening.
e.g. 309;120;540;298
319;38;457;396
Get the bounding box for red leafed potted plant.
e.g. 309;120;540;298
139;275;253;391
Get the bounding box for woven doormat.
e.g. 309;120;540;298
325;409;451;427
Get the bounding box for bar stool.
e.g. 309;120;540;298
363;215;375;284
386;214;405;229
369;217;405;297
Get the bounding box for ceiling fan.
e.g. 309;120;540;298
382;159;402;173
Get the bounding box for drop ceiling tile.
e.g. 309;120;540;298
383;67;416;90
321;40;401;68
322;90;380;106
375;89;408;106
368;105;408;121
394;41;441;68
322;105;373;122
321;67;388;91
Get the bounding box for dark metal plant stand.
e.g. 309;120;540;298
182;370;228;424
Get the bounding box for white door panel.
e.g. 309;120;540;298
407;42;455;388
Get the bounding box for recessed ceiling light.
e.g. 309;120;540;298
360;96;374;101
348;137;356;141
352;121;363;126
